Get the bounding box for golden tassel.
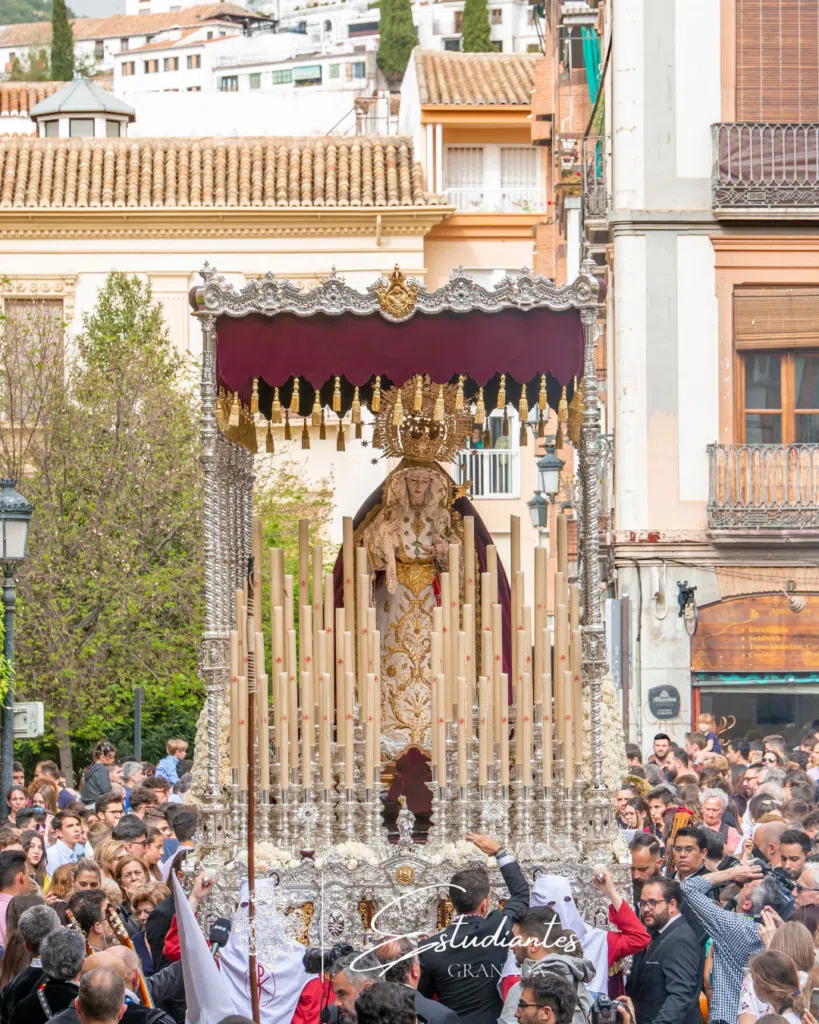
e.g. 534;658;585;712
352;386;361;424
475;386;486;425
284;409;292;441
555;423;564;450
355;421;362;439
502;406;509;436
312;389;321;427
301;419;310;449
433;385;445;422
228;391;240;428
290;377;300;415
518;383;529;423
483;419;491;448
497;373;506;410
520;420;528;447
413;374;423;412
250;378;259;415
371;375;381;412
393;388;404;426
271;387;282;424
319;407;327;440
266;420;274;453
333;376;341;413
455;375;464;411
539;373;547;411
537;406;545;439
216;388;228;430
337;417;345;451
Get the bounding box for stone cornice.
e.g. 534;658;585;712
0;206;454;239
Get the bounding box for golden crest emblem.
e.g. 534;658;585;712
395;864;416;885
376;265;419;320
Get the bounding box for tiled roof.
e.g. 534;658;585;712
30;79;135;119
0;3;259;47
0;82;69;117
0;136;439;209
415;48;537;105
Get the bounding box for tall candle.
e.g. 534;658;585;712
343;630;354;709
258;672;270;792
301;670;312;790
492;603;503;742
365;672;375;784
284;574;294;635
366;607;377;674
372;642;381;783
557;514;568;576
431;608;443;675
436;672;446;780
554;602;568;751
510;516;520;688
515;625;526;767
335;608;346;747
229;629;240;773
464;516;475;608
320;671;331;789
300;604;313;722
431;673;439;771
357;569;369;719
457;675;467;788
272;606;285;708
287;628;298;756
534;546;547;704
500;671;509;786
312;546;323;685
324;571;335;704
478;676;488;786
278;671;289;788
563;668;573;772
487;545;499;605
440;572;452;716
270;547;283;611
235;589;246;672
521;672;532;786
238;673;248;788
541;629;553;786
342;517;355;627
481;572;492;677
571;627;583;768
344;670;355;789
463;604;475;743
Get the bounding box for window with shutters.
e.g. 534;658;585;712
735;286;819;442
736;0;819;120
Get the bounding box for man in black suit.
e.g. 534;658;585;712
0;904;61;1022
418;832;529;1024
375;936;460;1023
624;877;704;1024
11;929;86;1024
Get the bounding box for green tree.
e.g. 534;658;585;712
376;0;418;89
0;0;54;24
50;0;74;81
9;48;50;82
461;0;493;53
0;275;202;785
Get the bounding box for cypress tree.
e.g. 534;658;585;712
462;0;494;53
51;0;74;81
376;0;418;89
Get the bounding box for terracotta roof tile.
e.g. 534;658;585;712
0;3;260;48
0;135;440;209
415;48;537;105
0;82;70;117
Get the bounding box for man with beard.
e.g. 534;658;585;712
647;734;672;774
628;833;661;904
779;829;810;883
625;878;703;1024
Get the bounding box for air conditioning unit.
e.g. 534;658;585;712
13;701;44;739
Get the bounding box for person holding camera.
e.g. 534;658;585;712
624;877;704;1024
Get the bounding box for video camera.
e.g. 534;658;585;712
303;942;355;976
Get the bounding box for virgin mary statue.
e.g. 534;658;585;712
333;377;511;812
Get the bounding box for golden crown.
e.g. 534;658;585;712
372;375;473;463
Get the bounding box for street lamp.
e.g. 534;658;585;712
0;479;32;798
528;448;565;544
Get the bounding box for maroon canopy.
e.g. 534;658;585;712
214;307;584;394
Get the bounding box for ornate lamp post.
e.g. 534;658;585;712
0;480;33;798
527;447;564;544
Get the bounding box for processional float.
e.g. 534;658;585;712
187;258;626;959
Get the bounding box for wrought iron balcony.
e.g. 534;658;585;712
707;442;819;532
444;188;548;214
456;448;520;499
712;123;819;214
582;134;608;220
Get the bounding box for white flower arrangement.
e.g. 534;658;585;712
428;840;493;868
230;842;301;871
314;841;380;871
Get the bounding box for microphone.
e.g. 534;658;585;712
209;918;231;958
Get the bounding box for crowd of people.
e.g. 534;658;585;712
4;717;819;1024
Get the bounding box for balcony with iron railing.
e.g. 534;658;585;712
707;442;819;536
582;134;608;221
456;448;520;499
712;123;819;215
444;188;548;214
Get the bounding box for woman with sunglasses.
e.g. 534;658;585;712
762;749;785;769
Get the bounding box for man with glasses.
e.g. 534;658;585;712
514;973;577;1024
794;865;819;908
625;878;703;1024
111;815;148;858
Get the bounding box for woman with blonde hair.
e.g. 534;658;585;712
739;922;815;1024
45;862;74;904
739;950;808;1024
93;838;126;878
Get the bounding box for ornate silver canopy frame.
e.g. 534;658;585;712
188;257;612;862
